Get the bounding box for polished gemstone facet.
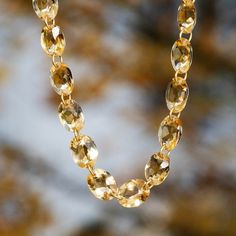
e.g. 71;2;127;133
171;38;192;73
145;152;170;185
32;0;58;21
50;63;74;95
118;179;150;208
58;100;84;132
87;169;117;201
183;0;195;6
178;3;196;34
158;115;183;151
166;78;189;113
70;135;98;168
41;25;65;56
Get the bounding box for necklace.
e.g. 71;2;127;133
32;0;196;208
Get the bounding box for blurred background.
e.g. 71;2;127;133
0;0;236;236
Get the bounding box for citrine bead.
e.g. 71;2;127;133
87;169;117;201
183;0;195;6
158;115;183;151
171;38;192;73
145;152;170;186
166;78;189;113
70;135;98;168
58;100;85;132
50;63;74;96
178;3;196;34
118;179;150;208
41;25;65;56
32;0;58;21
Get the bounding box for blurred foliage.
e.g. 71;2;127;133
0;145;51;236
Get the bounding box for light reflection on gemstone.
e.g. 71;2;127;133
145;152;170;185
118;179;150;208
70;135;98;168
87;169;117;201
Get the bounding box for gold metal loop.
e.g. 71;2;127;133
179;31;193;41
52;55;64;67
87;165;96;177
111;191;123;200
73;130;79;139
160;146;171;157
146;179;154;189
175;71;188;80
61;94;72;104
169;109;181;118
44;18;55;27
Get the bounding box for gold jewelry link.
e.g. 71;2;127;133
52;55;64;66
111;191;123;200
87;165;96;177
179;31;193;41
45;18;55;27
169;109;181;118
146;179;154;189
175;71;188;80
61;94;72;104
160;146;171;156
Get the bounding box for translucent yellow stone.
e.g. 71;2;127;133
41;25;65;56
50;63;74;95
178;3;196;34
145;152;170;186
166;78;189;113
171;38;192;73
183;0;195;6
118;179;150;208
58;100;85;132
158;115;183;151
32;0;58;21
87;169;117;201
70;135;98;168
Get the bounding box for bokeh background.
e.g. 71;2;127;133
0;0;236;236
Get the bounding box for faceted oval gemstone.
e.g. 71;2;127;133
178;3;197;34
50;63;74;95
41;25;65;56
58;100;85;132
87;169;117;201
183;0;195;6
158;115;183;151
118;179;150;208
70;135;98;168
32;0;58;21
171;38;192;73
166;78;189;113
145;152;170;186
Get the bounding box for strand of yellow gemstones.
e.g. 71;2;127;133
32;0;196;208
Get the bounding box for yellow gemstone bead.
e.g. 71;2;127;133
158;115;183;151
166;78;189;113
58;100;85;132
50;63;74;96
145;152;170;186
118;179;150;208
183;0;195;6
70;135;98;168
41;25;65;56
171;38;192;73
87;169;117;201
32;0;58;21
178;3;196;34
